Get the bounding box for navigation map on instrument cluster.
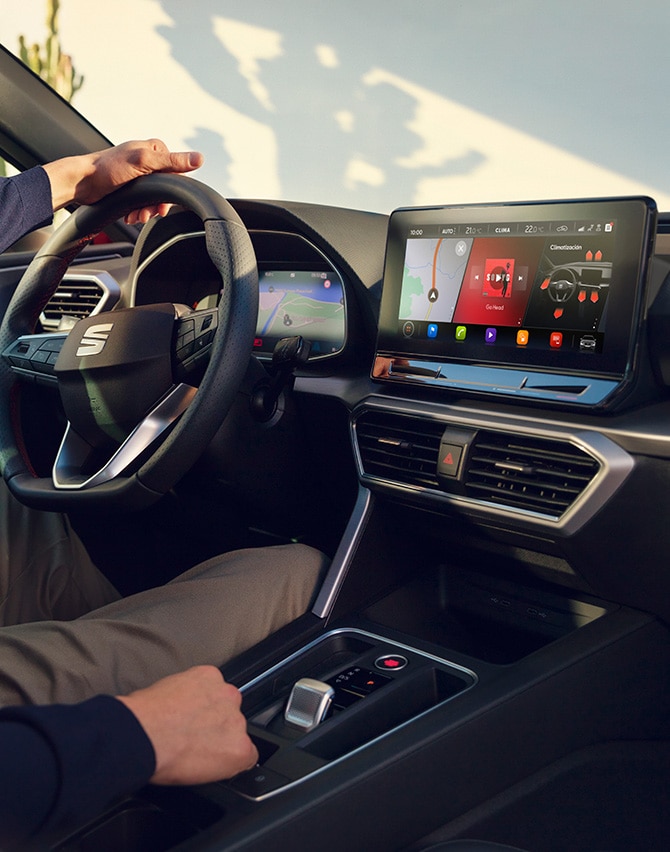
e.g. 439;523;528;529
257;271;344;343
399;237;473;323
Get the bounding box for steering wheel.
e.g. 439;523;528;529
0;173;258;510
547;268;578;303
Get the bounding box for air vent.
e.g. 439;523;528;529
355;409;603;521
41;277;108;330
355;410;443;489
464;431;600;517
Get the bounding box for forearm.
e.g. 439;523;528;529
0;696;155;847
0;167;54;252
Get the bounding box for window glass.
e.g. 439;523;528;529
6;0;670;212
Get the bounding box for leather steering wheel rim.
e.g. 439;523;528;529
0;172;258;510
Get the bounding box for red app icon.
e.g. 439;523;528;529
550;332;563;348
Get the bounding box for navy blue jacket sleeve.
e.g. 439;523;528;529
0;166;54;253
0;695;156;847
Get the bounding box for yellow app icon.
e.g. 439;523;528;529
516;329;529;346
455;325;467;341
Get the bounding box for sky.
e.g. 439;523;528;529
2;0;669;211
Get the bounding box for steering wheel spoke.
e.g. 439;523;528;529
53;383;197;489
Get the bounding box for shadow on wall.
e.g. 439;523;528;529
155;0;486;209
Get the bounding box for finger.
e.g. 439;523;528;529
124;203;173;225
244;739;260;771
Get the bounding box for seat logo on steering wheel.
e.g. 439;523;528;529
76;322;114;357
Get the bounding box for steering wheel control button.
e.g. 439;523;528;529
3;333;67;385
284;678;334;732
375;654;409;672
175;309;218;376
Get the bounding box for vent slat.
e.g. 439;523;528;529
463;431;599;517
42;282;105;324
355;411;443;489
355;410;600;519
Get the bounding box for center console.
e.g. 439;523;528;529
54;483;670;852
231;628;476;800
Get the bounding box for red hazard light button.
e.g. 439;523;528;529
437;442;463;478
375;654;409;672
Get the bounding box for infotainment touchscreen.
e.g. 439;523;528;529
375;197;656;407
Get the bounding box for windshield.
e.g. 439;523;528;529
6;0;670;212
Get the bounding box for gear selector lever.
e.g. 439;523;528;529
284;678;334;732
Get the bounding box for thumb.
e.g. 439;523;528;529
164;151;204;174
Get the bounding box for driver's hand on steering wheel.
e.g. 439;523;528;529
42;138;204;225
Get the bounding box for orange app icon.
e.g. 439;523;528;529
516;329;529;346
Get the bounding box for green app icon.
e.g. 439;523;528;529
455;325;467;341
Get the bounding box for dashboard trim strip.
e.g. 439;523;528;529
312;485;373;618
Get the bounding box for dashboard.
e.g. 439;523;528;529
18;193;670;622
138;199;670;621
14;193;670;644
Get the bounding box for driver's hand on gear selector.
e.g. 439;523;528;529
42;137;205;225
118;666;259;785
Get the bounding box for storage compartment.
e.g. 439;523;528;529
55;789;225;852
363;566;609;664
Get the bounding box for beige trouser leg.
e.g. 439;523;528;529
0;478;120;626
0;542;328;707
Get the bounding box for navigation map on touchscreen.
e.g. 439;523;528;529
399;237;473;323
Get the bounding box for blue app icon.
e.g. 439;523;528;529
485;327;497;344
427;323;438;339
